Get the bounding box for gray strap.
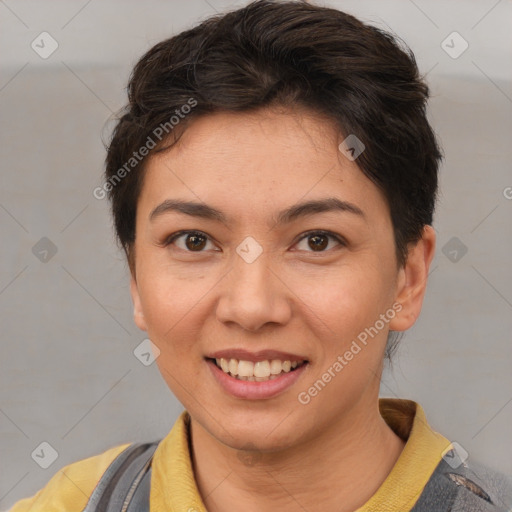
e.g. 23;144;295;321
82;441;159;512
125;466;152;512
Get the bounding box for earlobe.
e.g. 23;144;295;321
389;225;436;332
130;275;147;331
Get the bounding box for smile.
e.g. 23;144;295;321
206;356;309;400
211;357;307;381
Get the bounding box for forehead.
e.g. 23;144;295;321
162;107;341;173
139;108;388;224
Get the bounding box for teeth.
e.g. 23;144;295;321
238;360;254;377
214;357;305;380
254;361;270;378
270;359;283;375
228;358;238;375
220;358;229;373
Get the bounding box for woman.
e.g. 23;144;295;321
11;1;512;511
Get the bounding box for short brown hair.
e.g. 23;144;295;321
105;0;442;272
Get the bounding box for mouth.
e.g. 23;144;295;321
206;357;309;382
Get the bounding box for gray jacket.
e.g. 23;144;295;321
411;450;512;511
82;442;512;511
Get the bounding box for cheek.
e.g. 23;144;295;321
136;266;208;353
298;270;393;407
303;263;393;339
139;272;207;400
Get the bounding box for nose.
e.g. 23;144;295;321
215;248;292;332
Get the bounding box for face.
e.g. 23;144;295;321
130;107;433;452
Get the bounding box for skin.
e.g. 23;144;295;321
130;106;436;512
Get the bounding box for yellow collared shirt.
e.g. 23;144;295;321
10;399;451;512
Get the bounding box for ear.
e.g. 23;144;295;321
130;274;147;331
388;225;436;331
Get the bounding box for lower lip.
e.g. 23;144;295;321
206;359;308;400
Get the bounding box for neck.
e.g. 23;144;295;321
189;398;406;512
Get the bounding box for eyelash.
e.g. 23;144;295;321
163;229;346;253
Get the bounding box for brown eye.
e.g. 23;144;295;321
165;231;214;252
295;231;345;252
184;233;207;251
308;234;329;251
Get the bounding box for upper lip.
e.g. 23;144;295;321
206;349;308;363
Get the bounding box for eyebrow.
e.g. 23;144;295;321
149;197;365;226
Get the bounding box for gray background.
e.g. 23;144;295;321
1;0;511;509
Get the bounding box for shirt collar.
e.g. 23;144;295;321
355;399;451;511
